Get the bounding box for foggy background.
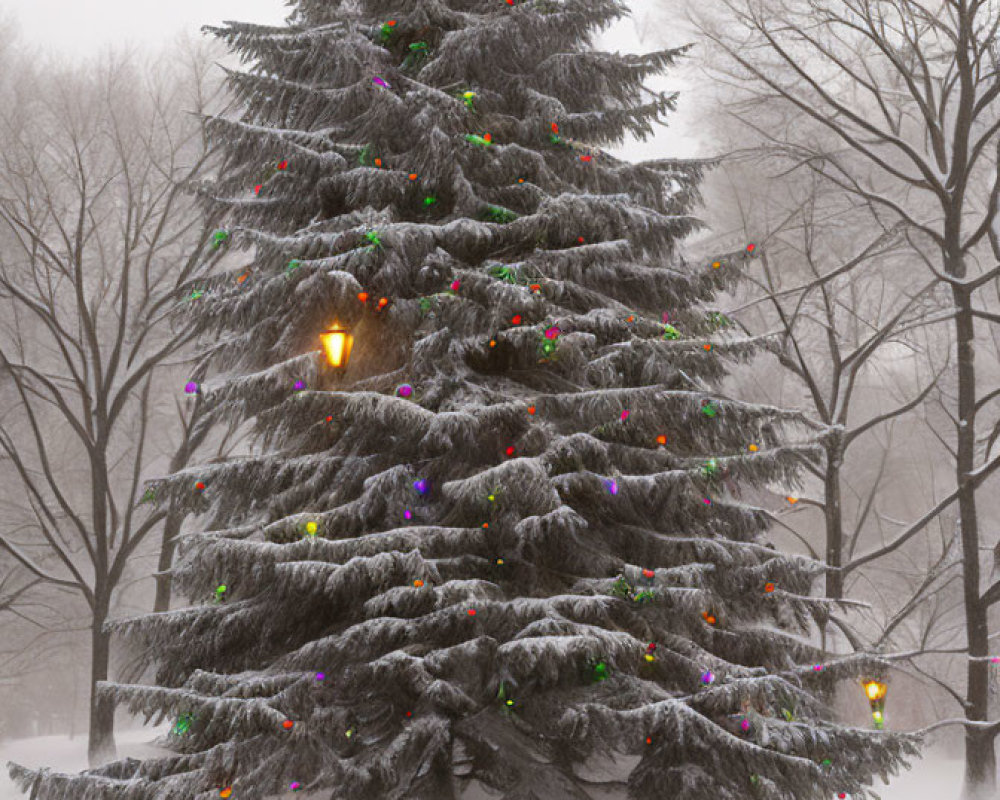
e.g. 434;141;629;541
0;0;987;797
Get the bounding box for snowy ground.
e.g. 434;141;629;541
0;725;170;799
878;754;965;800
0;729;967;800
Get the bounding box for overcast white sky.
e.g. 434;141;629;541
1;0;288;55
0;0;700;159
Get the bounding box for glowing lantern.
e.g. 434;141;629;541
320;324;353;368
862;679;888;729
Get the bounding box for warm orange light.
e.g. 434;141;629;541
863;679;887;702
321;324;353;368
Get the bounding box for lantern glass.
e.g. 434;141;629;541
863;680;887;701
321;325;353;368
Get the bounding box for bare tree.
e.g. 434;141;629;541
722;176;950;628
0;39;227;765
693;1;1000;795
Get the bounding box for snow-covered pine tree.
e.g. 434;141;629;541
10;0;917;798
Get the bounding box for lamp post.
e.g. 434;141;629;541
861;679;888;729
320;324;353;368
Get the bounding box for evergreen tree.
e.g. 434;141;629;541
11;1;917;798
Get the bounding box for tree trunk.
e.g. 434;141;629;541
69;671;78;740
824;440;844;601
953;287;997;800
87;596;116;767
153;412;202;613
153;509;184;612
